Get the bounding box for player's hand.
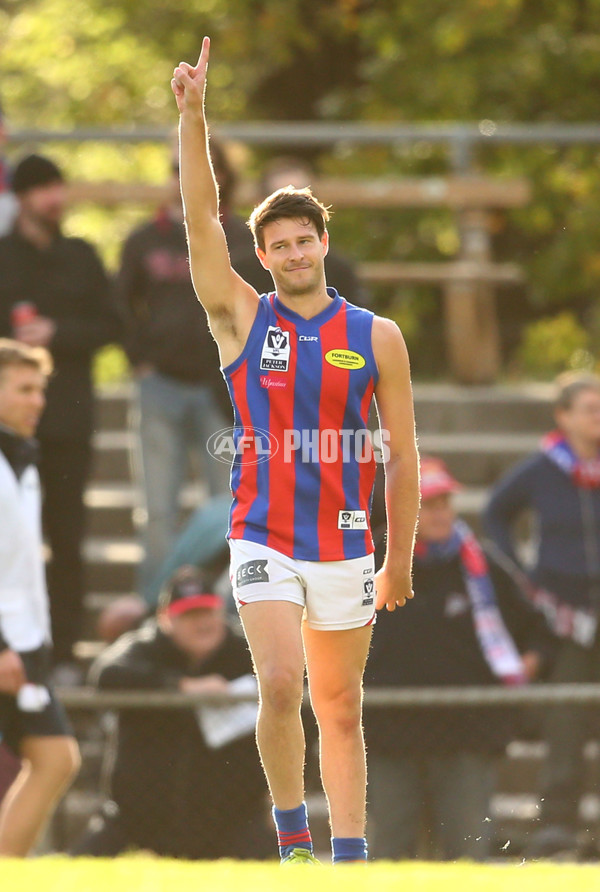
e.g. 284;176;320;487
171;36;210;115
0;649;27;695
375;565;414;612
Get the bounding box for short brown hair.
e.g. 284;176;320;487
0;338;53;379
555;370;600;411
248;186;330;251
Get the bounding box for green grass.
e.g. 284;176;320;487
2;858;600;892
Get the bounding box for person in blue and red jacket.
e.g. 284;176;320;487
365;457;553;861
485;371;600;857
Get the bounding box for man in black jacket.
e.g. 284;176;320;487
364;458;554;861
0;155;119;676
114;144;233;605
73;566;270;859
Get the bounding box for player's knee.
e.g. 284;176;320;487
259;665;303;713
313;686;362;734
28;737;80;786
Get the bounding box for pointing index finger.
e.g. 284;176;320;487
194;35;210;73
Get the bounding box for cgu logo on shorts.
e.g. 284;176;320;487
325;349;365;370
260;327;291;372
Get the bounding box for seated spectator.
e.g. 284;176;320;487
73;566;270;860
484;371;600;858
364;457;553;861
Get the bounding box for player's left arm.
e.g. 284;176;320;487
371;316;420;611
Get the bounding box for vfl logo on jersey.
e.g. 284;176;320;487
260;327;291;372
236;559;269;588
338;510;368;530
362;577;375;607
325;349;365;370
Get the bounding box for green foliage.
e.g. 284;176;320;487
5;1;600;377
513;312;594;379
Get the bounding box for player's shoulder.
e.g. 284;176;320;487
371;314;405;347
370;315;409;376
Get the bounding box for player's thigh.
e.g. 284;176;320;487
303;623;372;714
240;600;306;700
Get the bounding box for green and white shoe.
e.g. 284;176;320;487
281;847;320;865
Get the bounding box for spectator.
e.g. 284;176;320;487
0;101;17;237
364;457;552;861
484;371;600;857
73;566;270;859
229;155;370;306
114;145;230;604
0;154;119;680
0;339;80;856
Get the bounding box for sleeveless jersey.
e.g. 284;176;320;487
222;288;379;561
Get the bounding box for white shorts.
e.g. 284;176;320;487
229;539;377;631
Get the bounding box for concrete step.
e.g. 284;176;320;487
412;383;554;433
418;432;539;486
94;384;132;431
84;482;207;538
83;537;141;593
95;383;555;437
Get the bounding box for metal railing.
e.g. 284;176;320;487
55;682;600;710
10;121;600;171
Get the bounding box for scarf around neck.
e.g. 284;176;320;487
542;430;600;489
415;519;526;686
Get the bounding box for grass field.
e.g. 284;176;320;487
2;858;599;892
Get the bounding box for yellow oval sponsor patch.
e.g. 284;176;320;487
325;349;366;370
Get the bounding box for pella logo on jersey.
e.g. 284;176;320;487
325;349;366;370
260;326;290;372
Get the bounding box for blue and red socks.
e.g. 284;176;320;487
331;836;368;863
273;801;313;859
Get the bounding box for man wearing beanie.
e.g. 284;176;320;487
0;153;120;681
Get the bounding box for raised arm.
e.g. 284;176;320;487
171;38;259;365
372;317;420;611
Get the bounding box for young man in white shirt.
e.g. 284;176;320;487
0;339;79;856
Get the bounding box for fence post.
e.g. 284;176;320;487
442;209;502;384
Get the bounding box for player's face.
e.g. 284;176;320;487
257;217;328;297
20;181;67;229
166;607;227;662
417;493;455;543
556;387;600;446
0;364;46;438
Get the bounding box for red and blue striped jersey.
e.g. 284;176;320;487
222;288;379;561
